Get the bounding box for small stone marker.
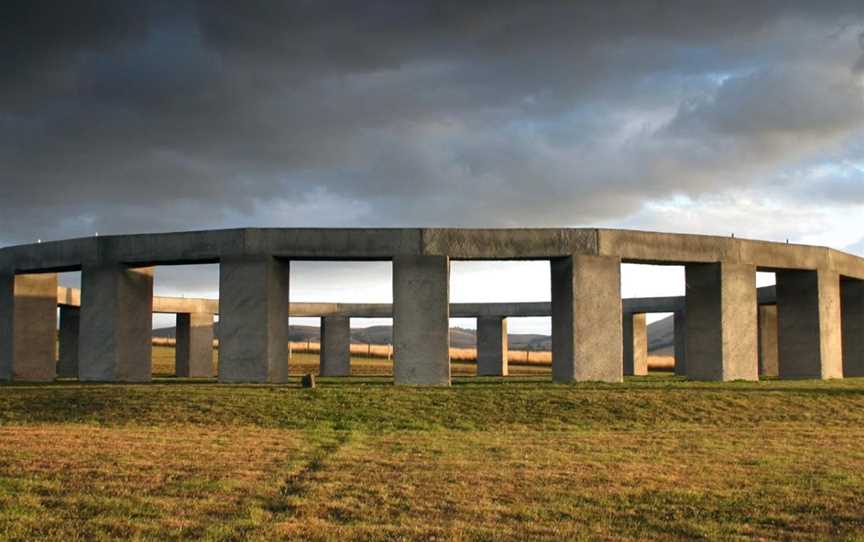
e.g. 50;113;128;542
301;373;316;388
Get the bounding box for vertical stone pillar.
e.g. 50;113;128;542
218;256;290;383
757;305;779;378
79;265;154;382
684;263;758;381
551;255;622;383
0;272;58;381
477;316;508;377
176;312;215;378
393;255;450;386
320;315;351;377
57;306;81;378
623;313;648;376
842;278;864;377
0;271;10;381
673;310;687;376
776;269;843;379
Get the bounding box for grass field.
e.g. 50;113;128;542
2;352;864;540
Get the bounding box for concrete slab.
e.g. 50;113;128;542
776;269;843;379
477;316;508;376
393;255;450;386
0;272;58;381
176;312;215;378
758;305;779;378
841;278;863;377
684;263;758;381
623;313;648;376
79;265;154;382
551;255;622;383
218;256;290;383
674;310;687;376
321;315;351;377
57;305;80;378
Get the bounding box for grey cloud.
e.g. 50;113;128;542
1;1;864;246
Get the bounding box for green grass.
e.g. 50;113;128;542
2;360;864;540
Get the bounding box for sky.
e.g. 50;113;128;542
3;1;864;333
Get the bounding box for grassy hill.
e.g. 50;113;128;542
2;376;864;540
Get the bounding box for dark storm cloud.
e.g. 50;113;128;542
1;1;863;244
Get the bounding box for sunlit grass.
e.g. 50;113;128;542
3;359;864;540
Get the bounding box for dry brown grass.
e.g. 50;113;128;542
3;378;864;540
0;424;310;540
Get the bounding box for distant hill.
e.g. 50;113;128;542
155;314;676;353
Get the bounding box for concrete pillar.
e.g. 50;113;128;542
623;313;648;376
57;306;80;378
320;315;351;377
842;278;864;377
176;312;215;378
776;269;843;379
673;310;687;376
477;316;508;376
684;263;758;381
393;255;450;386
218;256;290;383
551;255;622;383
757;305;779;378
79;265;154;382
0;272;58;381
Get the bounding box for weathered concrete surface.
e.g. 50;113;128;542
830;249;864;281
551;255;622;383
79;265;153;382
320;315;351;377
685;263;758;381
758;305;779;378
175;312;215;378
422;228;597;259
261;228;423;260
0;272;11;381
3;229;863;280
393;255;451;386
674;310;687;376
597;229;835;272
477;316;508;376
218;256;290;383
776;269;843;379
57;305;80;378
0;272;58;381
842;278;864;377
598;229;738;265
623;313;648;376
3;237;99;274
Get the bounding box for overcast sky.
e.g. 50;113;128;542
3;2;863;332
